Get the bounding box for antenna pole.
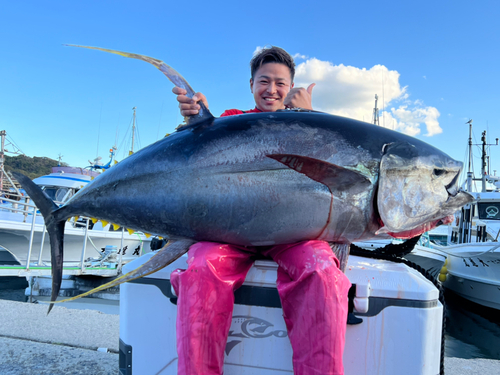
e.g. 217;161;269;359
130;107;136;156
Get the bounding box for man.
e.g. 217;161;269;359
174;47;314;117
170;46;350;375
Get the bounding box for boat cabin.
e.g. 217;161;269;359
450;192;500;244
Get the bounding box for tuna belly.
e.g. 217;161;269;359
163;170;334;246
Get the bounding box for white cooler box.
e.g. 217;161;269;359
119;253;443;375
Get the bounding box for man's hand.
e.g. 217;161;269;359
173;87;209;117
284;83;315;110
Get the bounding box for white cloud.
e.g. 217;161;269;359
253;46;263;56
293;53;307;60
294;57;442;137
387;105;442;136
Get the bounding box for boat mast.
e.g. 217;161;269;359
372;94;380;126
0;130;25;194
481;131;487;192
480;131;499;192
0;130;5;193
129;107;136;156
458;119;475;244
466;119;473;192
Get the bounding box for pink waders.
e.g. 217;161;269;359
170;240;351;375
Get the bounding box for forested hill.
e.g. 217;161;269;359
4;155;67;180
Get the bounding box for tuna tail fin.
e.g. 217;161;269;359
44;239;195;305
12;172;59;218
11;172;66;314
64;44;214;128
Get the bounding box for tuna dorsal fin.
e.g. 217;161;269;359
267;154;371;192
65;44;214;128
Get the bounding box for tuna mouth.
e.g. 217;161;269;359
381;215;454;240
445;171;460;197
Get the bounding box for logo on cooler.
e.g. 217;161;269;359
225;315;287;355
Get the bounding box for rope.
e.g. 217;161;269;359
354;235;421;257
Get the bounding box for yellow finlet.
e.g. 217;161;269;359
101;220;109;227
112;223;120;231
127;228;135;235
91;218;98;224
144;233;152;238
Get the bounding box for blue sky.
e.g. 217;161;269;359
2;1;500;188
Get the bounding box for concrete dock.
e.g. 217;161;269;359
0;299;119;375
0;299;498;374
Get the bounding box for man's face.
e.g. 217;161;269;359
250;63;294;112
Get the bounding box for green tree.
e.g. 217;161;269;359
4;155;67;180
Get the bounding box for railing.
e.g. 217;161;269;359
0;195;133;277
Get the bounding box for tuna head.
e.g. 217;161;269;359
377;141;473;239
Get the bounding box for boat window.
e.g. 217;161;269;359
43;187;72;203
431;235;448;246
477;202;500;220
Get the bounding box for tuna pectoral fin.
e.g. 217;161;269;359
267;154;371;192
44;239;196;309
65;44;214;128
11;172;67;315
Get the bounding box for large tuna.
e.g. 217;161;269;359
13;47;473;312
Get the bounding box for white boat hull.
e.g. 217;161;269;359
444;273;500;310
0;219;151;266
437;242;500;310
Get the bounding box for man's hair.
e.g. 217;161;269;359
250;46;295;82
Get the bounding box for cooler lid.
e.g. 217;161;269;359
345;255;438;302
123;253;438;302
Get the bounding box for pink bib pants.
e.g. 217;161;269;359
171;240;351;375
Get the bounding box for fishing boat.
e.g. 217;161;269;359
435;188;500;310
435;121;500;310
0;130;152;299
0;165;151;267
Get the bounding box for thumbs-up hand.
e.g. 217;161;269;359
284;83;315;110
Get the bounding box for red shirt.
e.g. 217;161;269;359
220;107;263;117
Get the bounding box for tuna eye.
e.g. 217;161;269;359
433;169;446;177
